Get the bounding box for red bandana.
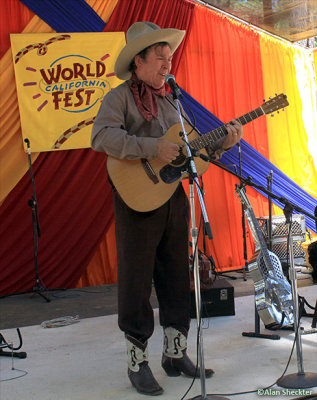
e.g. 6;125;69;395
130;73;166;121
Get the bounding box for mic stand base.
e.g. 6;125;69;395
0;349;27;359
277;372;317;389
188;395;230;400
31;283;51;302
1;286;67;302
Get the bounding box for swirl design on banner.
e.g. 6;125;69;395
52;116;96;149
15;35;71;64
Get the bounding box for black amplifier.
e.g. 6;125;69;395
190;278;235;318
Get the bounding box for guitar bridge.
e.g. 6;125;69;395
141;159;159;184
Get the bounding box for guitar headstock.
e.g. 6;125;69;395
262;94;289;115
235;184;251;209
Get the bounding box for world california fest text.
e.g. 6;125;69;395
39;61;109;111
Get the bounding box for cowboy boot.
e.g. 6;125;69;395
125;334;163;396
161;327;214;378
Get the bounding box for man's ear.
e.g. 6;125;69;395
134;55;143;67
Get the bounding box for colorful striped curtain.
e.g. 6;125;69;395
0;0;316;295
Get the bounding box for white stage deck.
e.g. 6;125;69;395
1;284;316;400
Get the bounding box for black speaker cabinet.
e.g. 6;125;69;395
190;278;235;318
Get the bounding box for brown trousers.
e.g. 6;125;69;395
113;184;191;341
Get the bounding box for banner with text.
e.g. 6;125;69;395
11;32;125;152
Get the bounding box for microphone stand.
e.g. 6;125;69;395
237;143;247;281
267;170;273;252
171;91;229;400
167;78;316;392
1;139;66;302
206;158;317;388
206;158;317;241
24;138;50;302
276;203;317;389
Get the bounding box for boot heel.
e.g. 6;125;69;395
161;355;181;377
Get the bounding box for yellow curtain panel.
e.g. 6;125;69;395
260;36;317;199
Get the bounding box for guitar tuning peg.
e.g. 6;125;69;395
275;93;278;96
271;113;274;117
277;111;280;114
263;99;266;102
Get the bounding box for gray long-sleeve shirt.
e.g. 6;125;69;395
91;80;225;160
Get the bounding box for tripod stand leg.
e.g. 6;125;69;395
31;285;50;302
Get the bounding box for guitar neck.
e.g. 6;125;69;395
245;205;270;256
189;106;265;151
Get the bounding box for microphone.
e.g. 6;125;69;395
190;147;210;162
164;74;183;99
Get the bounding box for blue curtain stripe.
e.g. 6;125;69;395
180;89;317;233
19;0;106;32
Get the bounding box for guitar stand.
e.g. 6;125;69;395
241;170;280;340
242;304;280;340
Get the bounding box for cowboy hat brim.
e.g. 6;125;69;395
114;28;185;80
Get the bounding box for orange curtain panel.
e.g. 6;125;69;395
176;4;270;270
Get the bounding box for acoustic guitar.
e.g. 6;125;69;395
107;94;289;212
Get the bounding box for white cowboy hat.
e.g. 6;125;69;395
114;21;185;80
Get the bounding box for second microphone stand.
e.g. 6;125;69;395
206;155;317;390
24;138;50;302
1;140;67;303
276;203;317;389
238;143;248;281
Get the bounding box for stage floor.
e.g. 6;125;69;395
1;274;316;400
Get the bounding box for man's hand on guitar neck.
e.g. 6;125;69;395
222;119;243;150
157;138;180;163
